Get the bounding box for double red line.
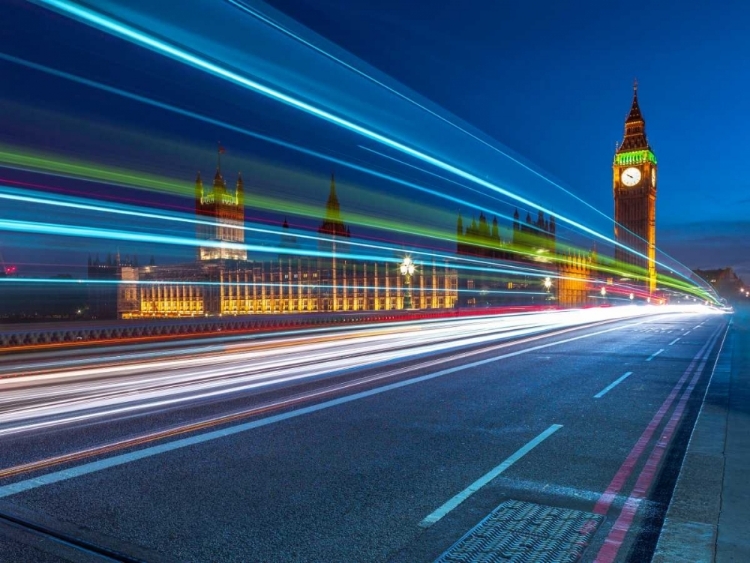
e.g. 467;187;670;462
592;321;727;562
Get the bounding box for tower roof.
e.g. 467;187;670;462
617;80;651;153
625;81;643;123
318;172;349;238
325;172;341;219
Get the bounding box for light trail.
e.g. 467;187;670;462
0;306;722;439
0;182;715;300
0;306;725;486
0;182;582;286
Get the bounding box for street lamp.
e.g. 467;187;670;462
629;293;634;301
543;277;552;291
600;286;607;297
399;256;416;309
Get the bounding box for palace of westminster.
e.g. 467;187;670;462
88;84;657;319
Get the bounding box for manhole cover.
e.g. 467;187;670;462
434;499;603;563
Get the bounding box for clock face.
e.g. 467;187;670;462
621;167;641;187
651;168;656;187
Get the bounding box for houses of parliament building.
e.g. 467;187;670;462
89;168;459;319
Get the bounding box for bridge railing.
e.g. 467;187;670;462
0;306;554;350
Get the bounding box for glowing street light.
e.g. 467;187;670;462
399;256;416;309
543;277;552;291
629;293;634;301
600;286;607;297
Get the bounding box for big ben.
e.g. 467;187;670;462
613;81;657;294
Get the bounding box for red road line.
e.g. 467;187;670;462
592;323;723;517
593;322;725;562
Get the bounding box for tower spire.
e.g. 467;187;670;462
195;171;203;204
217;142;225;171
618;81;649;152
626;80;643;123
318;171;349;238
325;172;341;220
236;172;244;207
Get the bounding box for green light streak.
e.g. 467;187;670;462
0;144;452;243
0;145;191;197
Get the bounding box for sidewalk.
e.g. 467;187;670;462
653;305;750;562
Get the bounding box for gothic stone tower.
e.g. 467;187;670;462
195;150;246;261
613;81;657;293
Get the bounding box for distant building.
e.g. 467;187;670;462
613;81;658;293
693;267;745;299
87;253;138;319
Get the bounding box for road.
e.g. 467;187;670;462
0;306;730;562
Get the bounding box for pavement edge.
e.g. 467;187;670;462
651;317;732;563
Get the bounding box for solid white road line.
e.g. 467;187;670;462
646;349;664;362
669;338;681;346
419;424;563;527
594;372;633;399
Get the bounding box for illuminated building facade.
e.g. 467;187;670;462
613;81;657;293
125;257;457;318
195;163;246;261
104;167;457;319
557;250;596;308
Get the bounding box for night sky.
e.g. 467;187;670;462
1;0;748;278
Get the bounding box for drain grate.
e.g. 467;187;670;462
434;500;604;563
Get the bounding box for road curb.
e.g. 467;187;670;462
652;318;733;563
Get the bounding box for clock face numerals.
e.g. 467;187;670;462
651;168;656;187
621;167;641;187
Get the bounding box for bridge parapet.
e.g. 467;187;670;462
0;309;467;350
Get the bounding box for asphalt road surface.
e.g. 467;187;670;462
0;307;730;562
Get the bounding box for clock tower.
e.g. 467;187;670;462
613;81;657;294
